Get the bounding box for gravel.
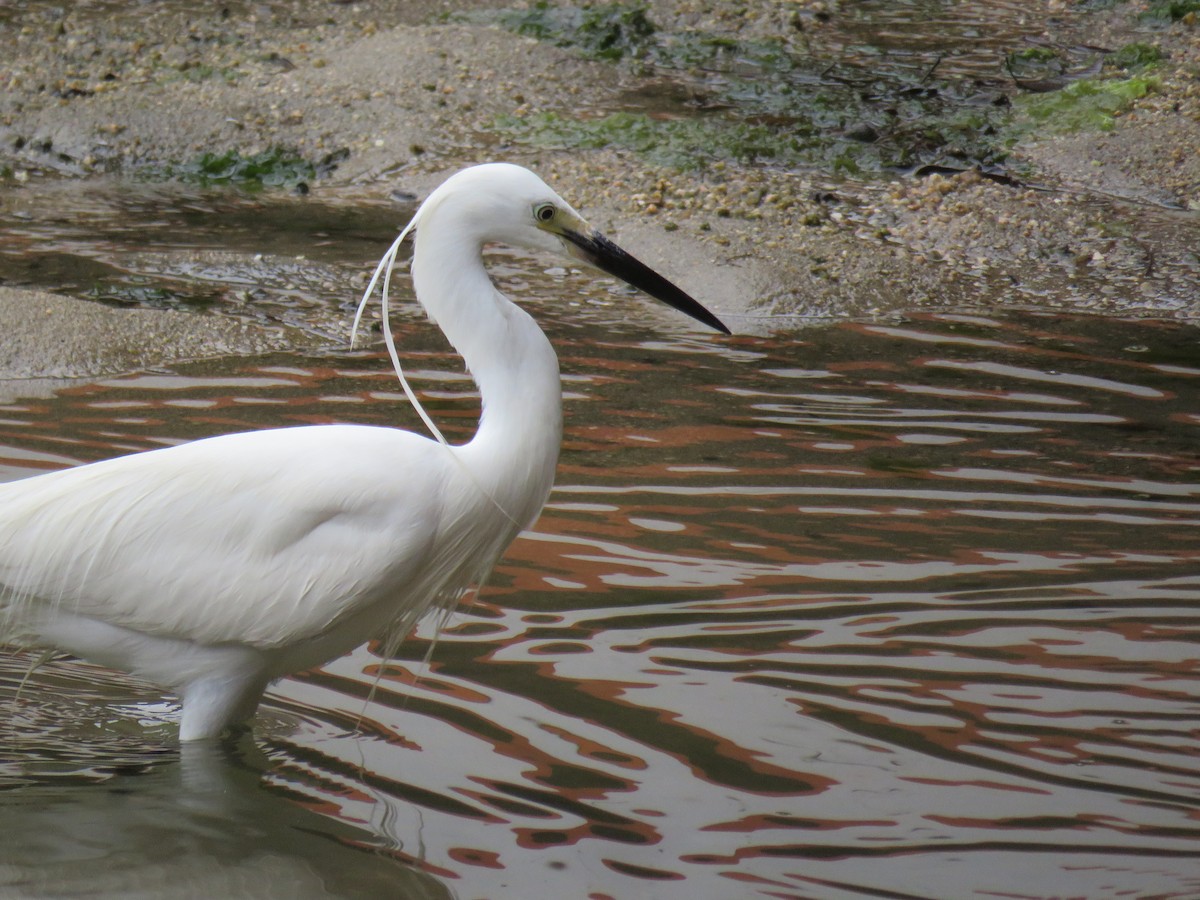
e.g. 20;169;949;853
0;0;1197;347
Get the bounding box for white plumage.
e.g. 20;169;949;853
0;163;728;741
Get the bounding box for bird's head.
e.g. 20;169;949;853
413;163;731;335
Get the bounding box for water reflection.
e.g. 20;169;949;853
830;0;1052;82
0;668;450;898
4;308;1198;897
0;179;406;336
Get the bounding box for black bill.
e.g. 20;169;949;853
562;229;731;335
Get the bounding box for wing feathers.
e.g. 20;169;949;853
0;425;454;650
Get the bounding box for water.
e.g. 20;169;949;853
0;179;402;338
827;0;1053;82
1;216;1200;899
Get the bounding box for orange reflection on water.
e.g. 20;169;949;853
4;311;1200;898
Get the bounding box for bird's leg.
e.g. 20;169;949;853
179;672;268;742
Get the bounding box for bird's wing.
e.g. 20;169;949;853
0;425;455;649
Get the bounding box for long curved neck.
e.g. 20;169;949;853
410;224;562;530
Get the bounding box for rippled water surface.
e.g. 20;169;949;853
823;0;1051;81
2;245;1200;899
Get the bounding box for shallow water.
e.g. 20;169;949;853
0;179;402;338
2;229;1200;899
828;0;1053;82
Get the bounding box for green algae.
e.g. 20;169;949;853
1013;76;1160;134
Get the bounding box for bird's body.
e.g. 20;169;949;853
0;163;727;740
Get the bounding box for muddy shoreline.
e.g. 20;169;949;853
0;0;1197;383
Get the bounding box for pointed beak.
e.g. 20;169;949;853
560;228;731;335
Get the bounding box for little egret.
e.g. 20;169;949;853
0;163;729;741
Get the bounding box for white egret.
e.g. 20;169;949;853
0;163;729;741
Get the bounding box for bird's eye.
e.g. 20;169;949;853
534;203;556;223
